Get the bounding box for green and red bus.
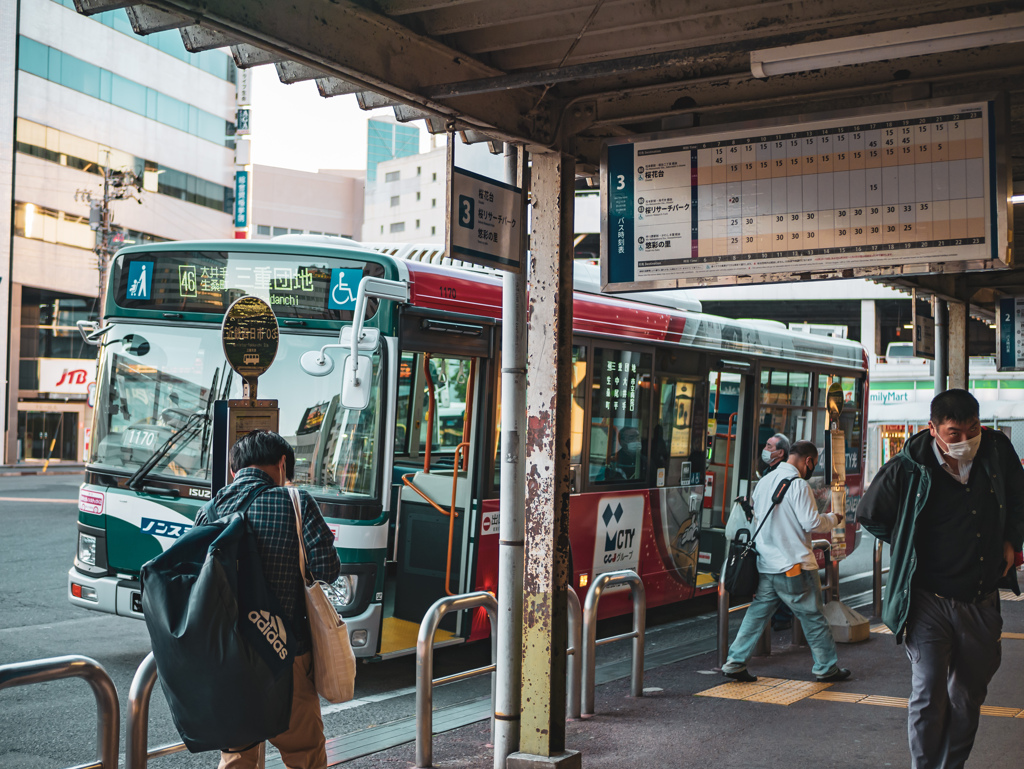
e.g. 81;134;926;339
69;237;868;658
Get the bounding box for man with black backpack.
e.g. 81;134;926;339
721;440;850;683
196;431;340;769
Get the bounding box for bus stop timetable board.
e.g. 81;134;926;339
601;99;1009;291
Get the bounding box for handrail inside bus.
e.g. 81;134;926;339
401;473;457;518
423;354;435;471
460;360;476;472
445;443;469;595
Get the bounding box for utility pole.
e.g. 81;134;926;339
76;158;144;299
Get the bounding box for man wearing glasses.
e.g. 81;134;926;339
721;440;850;683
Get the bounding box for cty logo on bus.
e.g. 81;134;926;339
328;268;362;310
593;495;644;575
126;261;153;300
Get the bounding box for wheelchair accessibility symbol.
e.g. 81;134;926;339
329;268;361;310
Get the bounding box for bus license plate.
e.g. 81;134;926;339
131;592;143;614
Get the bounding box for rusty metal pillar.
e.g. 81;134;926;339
507;149;581;769
948;300;969;390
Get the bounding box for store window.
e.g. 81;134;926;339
19;289;97;392
17;411;78;461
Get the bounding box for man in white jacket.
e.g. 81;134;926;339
721;440;851;683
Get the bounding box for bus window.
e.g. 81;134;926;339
758;369;814;452
816;375;864;475
589;347;652;484
491;345;587;490
654;376;701;487
394;353;416;454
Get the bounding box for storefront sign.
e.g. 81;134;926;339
38;358;97;396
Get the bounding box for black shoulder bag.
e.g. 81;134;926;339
723;478;793;595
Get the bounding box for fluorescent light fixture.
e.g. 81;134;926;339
751;12;1024;78
1013;195;1024;205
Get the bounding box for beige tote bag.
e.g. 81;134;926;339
289;487;356;703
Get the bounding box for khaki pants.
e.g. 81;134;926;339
218;653;327;769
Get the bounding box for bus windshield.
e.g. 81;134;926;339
89;321;383;499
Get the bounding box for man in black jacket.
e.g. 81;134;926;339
197;431;341;769
857;389;1024;769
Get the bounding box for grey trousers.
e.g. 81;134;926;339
905;588;1002;769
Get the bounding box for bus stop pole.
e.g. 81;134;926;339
494;144;528;769
508;148;580;769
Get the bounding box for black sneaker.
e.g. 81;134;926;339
723;669;758;683
816;668;852;683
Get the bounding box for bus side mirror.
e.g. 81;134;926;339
341;353;374;411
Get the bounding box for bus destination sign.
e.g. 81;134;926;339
115;251;385;320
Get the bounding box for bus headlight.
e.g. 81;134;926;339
78;533;97;566
324;574;359;612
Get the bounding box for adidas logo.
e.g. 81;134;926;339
248;610;289;661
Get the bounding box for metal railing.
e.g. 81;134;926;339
126;653;187;769
566;586;582;720
0;655;120;769
872;537;890;617
581;570;645;717
416;591;498;768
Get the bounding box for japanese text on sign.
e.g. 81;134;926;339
603;99;1006;291
448;167;523;272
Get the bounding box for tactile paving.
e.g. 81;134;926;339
999;590;1024;602
869;624;893;635
979;705;1022;718
810;691;868;703
859;695;909;709
745;679;831;705
695;679;778;700
1000;632;1024;639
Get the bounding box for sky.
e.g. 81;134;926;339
248;66;434;173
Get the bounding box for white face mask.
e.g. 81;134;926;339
939;433;981;462
761;449;775;464
624;441;641;454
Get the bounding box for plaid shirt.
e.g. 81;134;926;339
195;468;340;655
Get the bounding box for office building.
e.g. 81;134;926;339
251;164;364;242
366;117;420;182
7;0;236;464
363;139;505;244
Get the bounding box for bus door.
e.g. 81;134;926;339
701;366;755;574
384;315;493;655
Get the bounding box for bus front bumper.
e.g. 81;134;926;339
68;568;144;619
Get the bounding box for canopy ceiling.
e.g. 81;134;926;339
73;0;1024;312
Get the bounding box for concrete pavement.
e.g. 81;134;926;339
342;589;1024;768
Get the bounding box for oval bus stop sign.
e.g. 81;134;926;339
222;295;279;399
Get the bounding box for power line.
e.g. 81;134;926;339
75;157;145;298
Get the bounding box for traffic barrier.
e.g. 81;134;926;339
566;587;582;720
126;652;187;769
0;655;119;769
581;569;645;716
416;591;498;768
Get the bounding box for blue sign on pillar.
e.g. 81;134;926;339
234;170;249;229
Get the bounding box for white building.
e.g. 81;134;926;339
251;164;364;241
6;0;236;464
363;139;506;243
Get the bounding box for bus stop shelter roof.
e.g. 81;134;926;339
77;0;1024;313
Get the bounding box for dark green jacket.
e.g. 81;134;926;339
857;428;1024;641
